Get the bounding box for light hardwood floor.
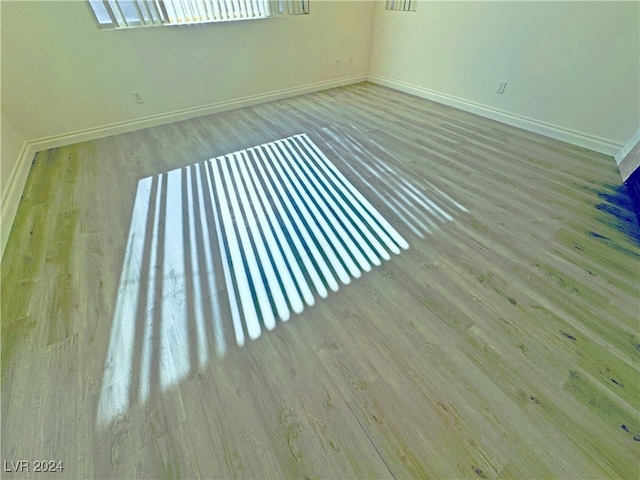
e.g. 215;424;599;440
2;82;639;479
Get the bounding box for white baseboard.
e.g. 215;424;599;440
1;142;36;259
367;74;623;157
615;129;640;182
27;74;368;153
614;128;640;165
0;74;366;261
3;74;634;261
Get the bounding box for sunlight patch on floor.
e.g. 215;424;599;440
318;125;468;238
96;134;410;425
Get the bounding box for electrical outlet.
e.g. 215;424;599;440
132;91;144;104
335;59;341;70
496;81;507;95
348;57;354;68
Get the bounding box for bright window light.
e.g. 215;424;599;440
386;0;417;12
87;0;309;29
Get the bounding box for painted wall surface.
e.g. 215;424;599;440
1;112;30;258
369;1;640;147
1;0;374;141
1;113;26;195
0;0;374;259
3;0;640;259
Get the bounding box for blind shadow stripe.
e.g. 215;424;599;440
275;139;367;276
241;149;307;314
260;143;340;293
289;137;389;264
202;160;246;347
182;166;201;373
267;142;355;284
339;148;436;234
146;171;168;402
222;153;276;331
302;132;409;251
231;151;290;322
301;131;410;249
297;137;397;259
209;157;262;340
191;163;224;359
127;175;157;409
253;146;330;299
270;141;354;283
332;125;457;226
282;138;376;271
348;124;468;213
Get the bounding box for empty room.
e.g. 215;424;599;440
1;0;639;478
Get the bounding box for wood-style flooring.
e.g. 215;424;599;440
2;82;639;479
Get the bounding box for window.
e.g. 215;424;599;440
385;0;416;12
88;0;308;29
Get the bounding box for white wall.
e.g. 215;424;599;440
1;112;31;258
3;1;639;260
1;113;25;195
0;0;374;259
1;0;374;142
368;1;640;154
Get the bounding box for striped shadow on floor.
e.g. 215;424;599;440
97;134;409;424
209;133;410;343
316;125;469;239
